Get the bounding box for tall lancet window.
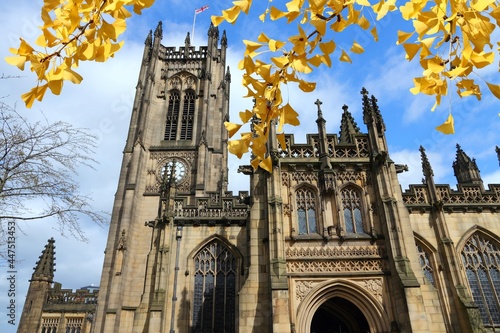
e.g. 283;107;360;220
164;90;180;140
296;187;318;235
180;89;195;140
341;186;365;233
461;233;500;327
415;241;435;286
193;240;236;333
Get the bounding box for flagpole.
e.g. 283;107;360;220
192;11;197;43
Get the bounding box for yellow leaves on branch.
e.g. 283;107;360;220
5;0;154;108
213;0;378;171
399;0;500;111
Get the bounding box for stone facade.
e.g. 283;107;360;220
18;24;500;333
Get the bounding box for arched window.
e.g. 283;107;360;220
341;187;365;234
180;90;195;140
296;187;318;235
193;240;236;333
461;233;500;327
164;90;180;140
415;241;435;286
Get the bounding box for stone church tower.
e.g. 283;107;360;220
35;23;497;333
93;22;249;333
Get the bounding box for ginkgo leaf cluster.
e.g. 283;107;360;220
213;0;499;169
5;0;154;108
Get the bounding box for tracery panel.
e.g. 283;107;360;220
192;240;236;333
296;187;318;235
341;187;365;234
164;90;180;140
461;233;500;327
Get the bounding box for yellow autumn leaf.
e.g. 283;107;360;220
470;0;496;11
225;122;243;138
259;156;273;172
319;40;335;54
358;16;370;30
62;67;83;84
286;0;302;12
371;26;378;42
351;41;364;54
356;0;371;6
221;6;242;24
234;0;252;14
228;138;250;158
48;79;63;95
239;110;254;123
397;31;414;45
271;56;289;68
292;56;312;73
277;133;287;151
339;49;352;63
435;114;454;134
311;18;326;35
278;103;300;132
269;39;286;52
270;6;286;20
250;156;260;169
298;80;316;92
486;82;500;99
403;43;420;61
243;40;263;56
5;56;27;70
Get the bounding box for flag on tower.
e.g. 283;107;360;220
195;5;209;14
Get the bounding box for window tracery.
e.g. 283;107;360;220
193;240;236;333
180;90;195;140
164;90;180;140
295;187;318;235
341;187;365;234
415;242;435;286
461;233;500;327
40;317;59;333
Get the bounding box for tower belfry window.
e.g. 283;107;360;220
164;90;180;140
180;90;195;140
192;240;236;333
296;187;318;235
341;187;365;234
461;233;500;327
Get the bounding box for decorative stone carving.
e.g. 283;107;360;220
291;172;318;183
295;280;317;301
360;279;383;302
285;245;386;258
287;259;387;273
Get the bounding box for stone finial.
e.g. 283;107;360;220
32;238;56;282
225;66;231;82
420;146;434;178
339;105;360;144
185;32;191;48
370;94;386;132
221;30;228;47
315;99;323;119
145;30;152;47
361;87;372;125
154;21;163;39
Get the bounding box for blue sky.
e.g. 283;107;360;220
0;1;499;332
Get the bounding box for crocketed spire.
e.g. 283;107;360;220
338;105;360;144
32;238;56;283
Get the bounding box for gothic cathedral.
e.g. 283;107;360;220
18;23;500;333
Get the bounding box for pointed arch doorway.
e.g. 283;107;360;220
310;297;369;333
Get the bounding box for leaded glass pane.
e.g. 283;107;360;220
298;209;307;235
354;208;364;233
415;243;435;287
307;209;317;233
192;240;236;333
344;208;354;233
341;187;364;234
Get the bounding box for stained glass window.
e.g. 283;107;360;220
193;240;236;333
415;242;435;286
296;188;318;235
180;90;195;140
341;187;365;234
164;90;180;140
461;233;500;327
